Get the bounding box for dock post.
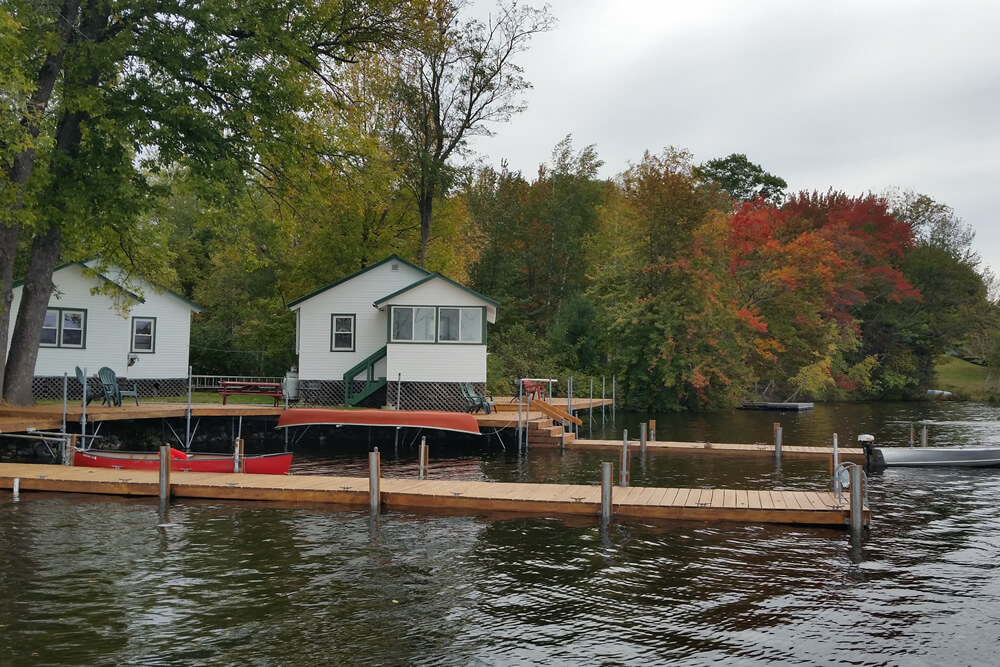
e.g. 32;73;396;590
159;445;171;504
396;373;401;410
81;366;87;440
61;372;68;434
418;437;428;479
64;434;77;466
185;365;193;450
612;376;616;422
640;423;647;455
12;478;19;499
525;393;531;450
619;429;629;486
649;419;656;442
369;448;381;515
774;425;783;464
589;378;593;437
921;425;928;447
849;463;864;534
832;432;839;473
601;376;606;426
567;375;573;436
517;380;524;453
601;462;613;519
909;424;915;448
237;438;246;473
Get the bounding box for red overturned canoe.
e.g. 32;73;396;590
277;408;482;435
73;450;293;475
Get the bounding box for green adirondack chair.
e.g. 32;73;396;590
97;366;140;406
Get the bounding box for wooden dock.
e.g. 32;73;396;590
552;438;866;463
0;463;868;528
0;402;284;434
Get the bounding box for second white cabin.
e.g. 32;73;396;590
288;255;497;409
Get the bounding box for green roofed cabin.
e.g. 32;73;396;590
288;255;497;409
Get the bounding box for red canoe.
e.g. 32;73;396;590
73;450;293;475
277;408;482;435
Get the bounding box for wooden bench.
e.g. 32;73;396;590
220;381;284;407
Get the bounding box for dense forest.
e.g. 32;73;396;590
3;0;998;409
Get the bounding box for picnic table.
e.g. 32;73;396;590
220;381;284;407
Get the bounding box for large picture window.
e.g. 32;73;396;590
131;317;156;353
40;308;86;348
331;314;355;351
391;306;435;342
438;307;483;343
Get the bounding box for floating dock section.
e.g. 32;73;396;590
0;463;868;528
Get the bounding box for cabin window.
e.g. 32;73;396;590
331;314;355;351
41;308;86;348
391;306;435;342
131;317;156;353
438;307;483;343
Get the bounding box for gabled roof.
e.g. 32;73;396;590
287;254;429;308
373;273;499;309
13;259;204;312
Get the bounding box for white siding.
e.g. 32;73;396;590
295;261;427;381
386;343;486;382
7;263;196;379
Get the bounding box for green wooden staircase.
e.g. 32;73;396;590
344;346;387;406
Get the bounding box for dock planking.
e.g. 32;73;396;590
0;463;867;528
550;437;866;463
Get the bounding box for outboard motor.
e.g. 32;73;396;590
858;433;878;470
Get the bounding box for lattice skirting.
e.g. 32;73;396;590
31;376;189;400
296;379;479;411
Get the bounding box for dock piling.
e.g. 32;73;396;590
12;477;19;499
640;423;647;454
649;419;656;442
909;424;915;448
601;376;606;426
369;448;381;514
774;425;783;464
158;445;171;504
620;430;629;486
921;425;928;447
601;462;613;518
849;463;864;534
418;437;428;479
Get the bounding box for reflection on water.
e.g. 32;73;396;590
3;402;1000;665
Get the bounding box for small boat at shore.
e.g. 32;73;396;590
277;408;482;435
73;450;293;475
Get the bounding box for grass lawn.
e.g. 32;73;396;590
932;354;993;400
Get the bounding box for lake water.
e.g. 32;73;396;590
3;401;1000;665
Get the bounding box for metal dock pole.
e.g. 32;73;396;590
185;365;193;450
850;464;864;534
12;478;19;500
640;422;647;455
159;445;171;504
80;366;87;441
921;425;928;447
601;462;613;519
619;429;629;486
601;376;606;426
517;380;524;452
649;419;656;442
774;425;783;464
832;432;839;472
369;447;381;515
61;373;68;434
909;424;915;448
612;376;616;422
567;375;574;436
418;437;428;479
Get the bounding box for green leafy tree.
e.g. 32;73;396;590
0;0;406;404
696;153;787;205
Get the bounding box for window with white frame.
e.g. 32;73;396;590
438;307;482;343
331;314;355;351
391;306;435;342
40;308;86;348
131;317;156;353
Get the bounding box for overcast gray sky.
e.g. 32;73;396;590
467;0;1000;275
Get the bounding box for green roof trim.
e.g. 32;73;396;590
287;254;429;308
13;259;204;312
373;273;499;309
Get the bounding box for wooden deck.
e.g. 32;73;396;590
0;463;868;528
0;402;284;433
559;438;866;463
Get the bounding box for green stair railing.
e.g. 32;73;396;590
344;346;388;406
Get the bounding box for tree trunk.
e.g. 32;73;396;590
0;0;81;399
417;192;433;267
3;223;62;404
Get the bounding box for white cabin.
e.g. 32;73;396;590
8;260;202;397
288;255;497;408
